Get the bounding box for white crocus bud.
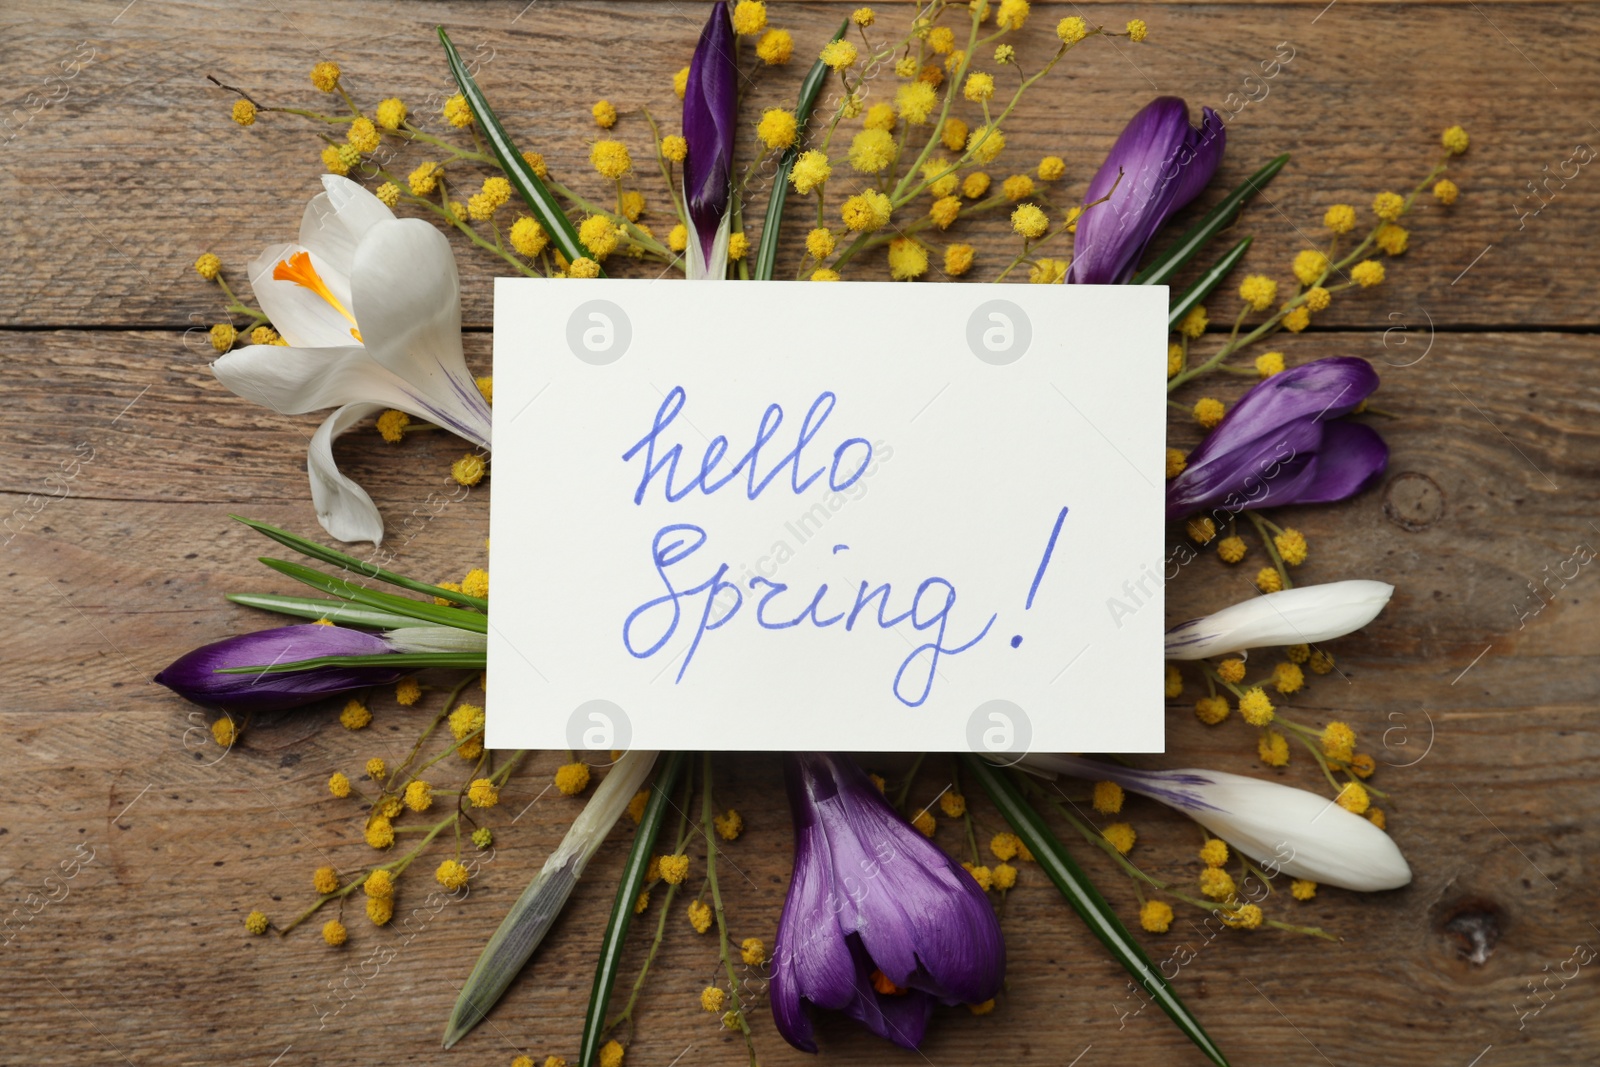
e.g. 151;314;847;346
1165;579;1394;661
1023;754;1411;892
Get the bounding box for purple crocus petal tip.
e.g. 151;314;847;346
154;624;404;713
682;1;737;262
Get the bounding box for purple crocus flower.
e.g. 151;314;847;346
1167;356;1388;521
1067;97;1225;284
154;623;405;712
681;1;737;278
771;753;1004;1052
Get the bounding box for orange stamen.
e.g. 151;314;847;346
869;969;907;996
272;251;363;341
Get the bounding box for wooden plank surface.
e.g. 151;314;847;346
3;3;1599;1067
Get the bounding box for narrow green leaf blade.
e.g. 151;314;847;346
438;26;596;269
226;592;433;629
1133;152;1289;288
962;755;1231;1067
232;516;487;610
752;18;847;281
1168;236;1252;330
259;557;488;633
577;752;686;1067
217;651;485;674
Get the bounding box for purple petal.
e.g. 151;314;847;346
1166;358;1383;520
1282;420;1389;505
682;1;737;263
153;624;404;712
1067;98;1224;285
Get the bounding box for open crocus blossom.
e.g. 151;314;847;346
1023;755;1411;892
211;175;492;543
1067;96;1225;285
772;753;1004;1052
1167;356;1387;521
680;0;737;279
1165;579;1394;660
154;623;407;712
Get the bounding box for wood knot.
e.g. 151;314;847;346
1383;472;1445;531
1438;898;1504;965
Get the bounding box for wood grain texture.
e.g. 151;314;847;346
2;3;1599;1067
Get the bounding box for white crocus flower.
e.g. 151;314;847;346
211;175;491;544
1164;579;1394;661
1024;754;1411;891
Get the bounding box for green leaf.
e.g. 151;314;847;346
259;557;488;633
217;651;484;674
1168;236;1252;331
438;26;596;269
226;592;433;629
752;18;847;281
1133;153;1289;288
961;754;1231;1067
577;752;687;1067
232;516;487;610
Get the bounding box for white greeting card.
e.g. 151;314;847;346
487;279;1167;755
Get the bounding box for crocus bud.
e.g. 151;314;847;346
681;1;738;278
1167;357;1388;522
1165;579;1394;660
154;624;404;712
772;753;1004;1051
1067;97;1225;285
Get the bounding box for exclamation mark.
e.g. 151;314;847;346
1012;505;1068;649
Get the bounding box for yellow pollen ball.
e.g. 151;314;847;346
1258;729;1290;766
1038;155;1066;181
992;863;1017;890
731;0;766;35
1337;781;1371;814
1102;822;1136;854
996;0;1031;30
590;140;632;179
673;66;690;98
1199;838;1229;867
1165;664;1183;698
940;792;967;817
1011;203;1048;239
1323;203;1357;234
347;117;379;154
714;809;743;840
1286;643;1311;664
511;217;549;257
340;699;372;730
313;866;340;895
1293;249;1328;286
1282;307;1311;333
962;171;991;199
942;117;969;152
436;859;470;891
375;98;407;130
989;832;1021;861
1092;781;1124;814
687;899;713;933
1272;661;1305;694
851;7;875;27
849;128;897;173
944;244;975;276
1168;343;1184;378
468;778;500;808
1304;286;1331;312
1256;566;1284;592
555;762;591;795
1442;125;1469;155
1372;191;1405;222
966;125;1005;164
1141;900;1174;933
443;94;474;128
591;99;618;129
805;228;836;260
1029;258;1068;285
403;780;433;812
194;253;222;280
1239;274;1278;312
1193;397;1225;429
1164;447;1186;479
328;772;352;798
1186;516;1216;544
911;809;937;836
968;998;997;1015
810;268;841;282
964;72;996;102
231;99;256;127
896;81;938;125
963;863;993;891
1369;808;1387;830
1217;658;1246;684
245;910;269;935
211;717;236;747
1217;535;1247;563
701;986;726;1013
928;26;956;54
789;150;830;195
1002;174;1035;201
1434;178;1460;205
408;161;443;197
1238;687;1275;725
1126;18;1149;42
452;453;487;487
1274;528;1308;565
1178;305;1208;339
366;896;394;925
569;257;601;279
310;62;340;92
756;28;793;65
757;108;798;151
1255;351;1285;378
461;567;489;599
364;817;395;849
1351;260;1385;288
740;937;767;965
820;39;857;71
1291;879;1317;900
1352;753;1377;778
727;232;749;262
1375;223;1409;256
1225;903;1263;929
1057;16;1088;44
1322;721;1356;761
322;919;347;946
1199;867;1235;900
209;323;236;353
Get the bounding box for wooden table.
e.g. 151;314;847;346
4;2;1598;1064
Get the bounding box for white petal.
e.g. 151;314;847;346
349;218;492;447
382;626;489;654
211;343;437;417
308;403;387;544
1165;580;1394;660
247;243;359;350
298;175;397;284
683;210;732;281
